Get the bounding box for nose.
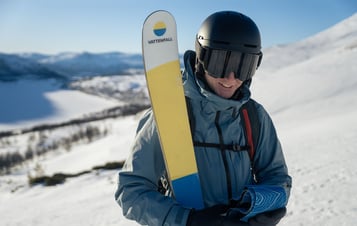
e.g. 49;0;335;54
225;71;236;80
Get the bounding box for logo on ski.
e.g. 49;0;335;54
148;21;173;44
153;22;166;36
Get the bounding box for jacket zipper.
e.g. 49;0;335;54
214;111;233;201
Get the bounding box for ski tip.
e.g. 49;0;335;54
144;10;174;24
147;10;173;17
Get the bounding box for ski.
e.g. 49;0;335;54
142;10;204;209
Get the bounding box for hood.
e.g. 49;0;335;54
182;50;251;113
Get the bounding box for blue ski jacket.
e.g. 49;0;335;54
115;50;292;226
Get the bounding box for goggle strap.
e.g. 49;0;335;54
195;40;207;65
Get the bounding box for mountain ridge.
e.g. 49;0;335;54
0;51;144;82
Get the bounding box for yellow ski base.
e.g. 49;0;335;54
146;60;197;181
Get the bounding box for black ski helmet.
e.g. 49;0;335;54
195;11;263;81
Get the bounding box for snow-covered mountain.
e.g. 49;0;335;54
1;13;357;226
0;51;144;82
0;53;68;82
36;52;144;77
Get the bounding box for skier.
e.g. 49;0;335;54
115;11;292;226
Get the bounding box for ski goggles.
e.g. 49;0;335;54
198;48;262;81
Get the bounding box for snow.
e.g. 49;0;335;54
1;13;357;226
69;75;149;104
1;171;121;226
39;115;139;175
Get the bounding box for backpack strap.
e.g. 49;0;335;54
185;96;260;182
239;99;261;182
185;96;196;136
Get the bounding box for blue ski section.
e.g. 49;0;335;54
172;173;205;209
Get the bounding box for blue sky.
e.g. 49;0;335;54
0;0;356;54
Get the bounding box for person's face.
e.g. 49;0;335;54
204;71;243;99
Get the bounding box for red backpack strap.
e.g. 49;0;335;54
240;99;261;182
241;108;255;160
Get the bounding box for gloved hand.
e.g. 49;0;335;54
248;207;287;226
187;205;249;226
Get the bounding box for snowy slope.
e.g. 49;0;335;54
69;75;149;104
1;13;357;226
260;12;357;72
250;13;357;226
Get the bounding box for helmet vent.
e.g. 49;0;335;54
213;40;229;45
244;44;258;48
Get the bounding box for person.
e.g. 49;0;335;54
115;11;292;226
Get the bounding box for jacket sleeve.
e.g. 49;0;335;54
115;110;191;226
253;104;292;199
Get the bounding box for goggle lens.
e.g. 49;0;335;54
199;48;262;81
